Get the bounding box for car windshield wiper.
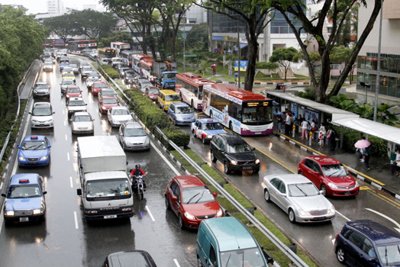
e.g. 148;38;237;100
186;192;200;204
195;190;206;204
295;184;308;197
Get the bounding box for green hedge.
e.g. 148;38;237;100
100;64;119;79
125;90;190;148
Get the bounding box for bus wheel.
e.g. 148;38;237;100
210;111;213;119
229;122;233;131
191;100;194;108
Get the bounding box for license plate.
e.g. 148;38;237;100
255;132;262;135
345;192;352;195
104;215;117;219
243;167;253;170
19;217;29;222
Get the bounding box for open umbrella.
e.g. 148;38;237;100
354;139;371;149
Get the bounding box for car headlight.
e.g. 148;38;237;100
328;182;338;189
122;207;133;212
102;106;107;110
354;181;359;188
216;208;223;217
230;160;238;165
33;209;44;215
327;206;335;214
255;159;260;164
144;137;150;145
5;210;15;216
184;211;196;220
19;156;26;161
298;208;310;217
40;156;48;161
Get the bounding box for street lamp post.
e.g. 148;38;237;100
183;15;186;73
360;81;371;104
237;19;241;88
373;0;383;122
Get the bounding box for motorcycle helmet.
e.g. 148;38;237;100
135;164;141;169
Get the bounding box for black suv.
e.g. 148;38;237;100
210;133;260;174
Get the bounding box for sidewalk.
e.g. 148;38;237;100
277;129;400;199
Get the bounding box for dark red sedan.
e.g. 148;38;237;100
165;175;224;229
298;155;359;197
144;87;159;102
65;86;82;102
98;95;119;113
92;81;108;96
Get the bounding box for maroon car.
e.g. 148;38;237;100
92;81;108;96
98;95;119;113
65;86;82;102
165;175;224;229
144;87;159;102
298;155;359;197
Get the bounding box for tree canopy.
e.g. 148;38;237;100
269;47;297;80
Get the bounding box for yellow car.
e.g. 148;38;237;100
62;72;76;83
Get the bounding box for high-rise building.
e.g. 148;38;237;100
47;0;65;14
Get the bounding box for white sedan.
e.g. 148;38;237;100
261;174;335;223
70;112;94;134
107;106;133;127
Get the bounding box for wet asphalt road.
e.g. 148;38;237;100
2;57;400;267
0;58;197;267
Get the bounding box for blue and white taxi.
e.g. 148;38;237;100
191;118;226;144
17;135;51;166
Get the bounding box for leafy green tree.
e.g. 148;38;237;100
293;51;321;73
195;60;210;75
269;47;297;80
186;23;209;50
330;45;353;63
42;14;74;43
197;0;273;91
99;32;134;47
268;0;383;102
69;10;118;39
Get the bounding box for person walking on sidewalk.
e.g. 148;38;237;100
318;123;326;148
284;111;291;135
310;120;316;139
301;119;309;140
327;127;336;151
395;148;400;176
363;144;371;171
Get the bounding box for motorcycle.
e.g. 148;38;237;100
131;173;147;201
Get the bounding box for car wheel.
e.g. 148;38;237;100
165;195;171;210
211;150;217;163
298;171;303;175
224;161;231;174
202;136;207;144
288;208;296;223
178;214;185;229
253;167;259;174
191;99;194;109
197;256;203;267
320;184;327;196
264;189;271;202
336;247;346;264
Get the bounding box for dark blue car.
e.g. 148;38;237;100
334;220;400;266
1;173;47;225
17;135;51;166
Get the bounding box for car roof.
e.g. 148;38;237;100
111;106;128;110
264;174;312;185
74;111;91;116
346;220;400;245
23;135;47;142
197;118;219;124
33;102;51;108
93;81;106;84
306;155;341;165
36;82;47;85
103;95;117;99
124;121;143;129
107;250;156;267
202;217;258;251
10;173;40;186
171;102;189;108
174;175;205;188
69;97;84;101
218;133;246;144
66;85;80;89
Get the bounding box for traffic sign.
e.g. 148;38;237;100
185;55;197;57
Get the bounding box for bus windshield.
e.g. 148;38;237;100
241;106;271;123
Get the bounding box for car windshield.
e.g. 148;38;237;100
113;109;129;115
321;164;348;177
165;95;181;101
164;73;176;79
74;115;91;122
21;141;46;150
204;122;224;130
226;143;252;153
103;98;117;104
126;72;135;77
377;243;400;266
102;90;116;96
288;182;319;197
63;73;74;78
68;88;80;93
35;84;48;89
69;64;77;68
62;80;74;85
69;100;85;106
94;83;107;88
176;106;192;114
125;127;146;137
88;77;99;82
148;89;158;95
220;247;266;267
32;107;52;116
7;184;42;198
89;72;100;77
182;186;215;204
86;179;131;200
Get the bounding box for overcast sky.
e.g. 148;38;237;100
1;0;105;14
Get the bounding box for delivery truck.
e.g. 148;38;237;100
152;61;178;89
76;136;134;221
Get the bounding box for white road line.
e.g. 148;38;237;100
67;152;70;161
70;176;73;188
365;208;400;233
64;121;66;126
336;211;351;221
63;109;65;114
150;142;180;176
173;259;181;267
74;211;78;229
65;134;68;141
145;206;155;222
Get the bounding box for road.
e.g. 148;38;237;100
0;58;197;267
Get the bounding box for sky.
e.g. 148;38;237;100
1;0;105;14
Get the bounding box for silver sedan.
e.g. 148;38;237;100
70;112;94;134
261;174;335;223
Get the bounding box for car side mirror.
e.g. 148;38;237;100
43;191;47;195
77;188;82;196
171;196;178;201
252;147;256;151
1;193;6;197
92;119;95;121
213;192;218;197
29;112;32;115
48;145;51;148
17;146;21;149
52;112;55;114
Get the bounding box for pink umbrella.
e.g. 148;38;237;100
354;139;371;149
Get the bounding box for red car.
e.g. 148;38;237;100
92;81;109;96
298;156;359;197
144;87;159;102
65;86;82;101
99;95;119;113
165;175;224;229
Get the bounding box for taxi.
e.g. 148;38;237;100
1;173;47;225
62;72;76;83
17;135;51;166
191;118;226;144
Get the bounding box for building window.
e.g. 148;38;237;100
188;18;197;24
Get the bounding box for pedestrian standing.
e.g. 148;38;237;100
285;112;291;135
310;119;316;139
390;149;397;176
301;119;309;140
363;144;371;171
318;123;326;148
277;113;283;133
327;127;336;151
212;65;216;75
395;148;400;177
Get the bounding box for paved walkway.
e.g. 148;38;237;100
277;129;400;198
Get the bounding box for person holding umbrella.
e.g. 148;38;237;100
212;64;216;75
355;138;371;171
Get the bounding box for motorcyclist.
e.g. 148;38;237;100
130;164;147;191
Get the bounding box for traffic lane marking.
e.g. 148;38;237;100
365;208;400;233
366;188;400;209
145;206;155;222
173;259;181;267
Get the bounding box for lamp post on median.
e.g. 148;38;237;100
373;0;383;122
360;81;371;104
